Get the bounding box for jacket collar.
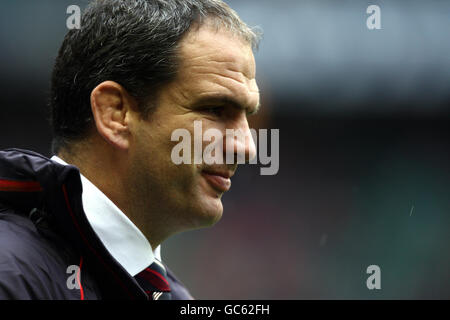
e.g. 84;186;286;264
0;148;148;299
51;155;158;277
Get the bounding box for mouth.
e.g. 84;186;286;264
201;168;234;193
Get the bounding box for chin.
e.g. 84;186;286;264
191;197;224;229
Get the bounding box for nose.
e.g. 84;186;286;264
223;114;257;164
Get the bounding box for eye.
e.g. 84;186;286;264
203;106;224;117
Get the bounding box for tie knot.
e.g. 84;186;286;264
135;260;171;298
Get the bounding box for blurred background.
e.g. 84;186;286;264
0;0;449;299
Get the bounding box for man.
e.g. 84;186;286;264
0;0;260;299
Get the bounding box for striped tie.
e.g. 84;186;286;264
134;260;172;300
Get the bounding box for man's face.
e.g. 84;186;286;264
128;23;260;233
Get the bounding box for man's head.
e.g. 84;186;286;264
50;0;261;245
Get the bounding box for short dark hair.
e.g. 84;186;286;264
50;0;260;154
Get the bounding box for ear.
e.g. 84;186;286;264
90;81;137;150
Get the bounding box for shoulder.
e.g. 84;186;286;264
0;207;78;299
0;207;55;262
0;208;41;261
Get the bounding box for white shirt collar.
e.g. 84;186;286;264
51;156;160;276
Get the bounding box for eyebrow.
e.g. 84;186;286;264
194;94;261;116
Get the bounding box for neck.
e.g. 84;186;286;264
57;139;169;250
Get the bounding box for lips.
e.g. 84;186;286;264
201;168;234;193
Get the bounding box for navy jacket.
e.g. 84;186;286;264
0;149;193;300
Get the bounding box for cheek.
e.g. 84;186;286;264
134;114;206;183
147;128;198;185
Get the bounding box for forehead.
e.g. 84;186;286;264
172;23;259;111
180;23;256;78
